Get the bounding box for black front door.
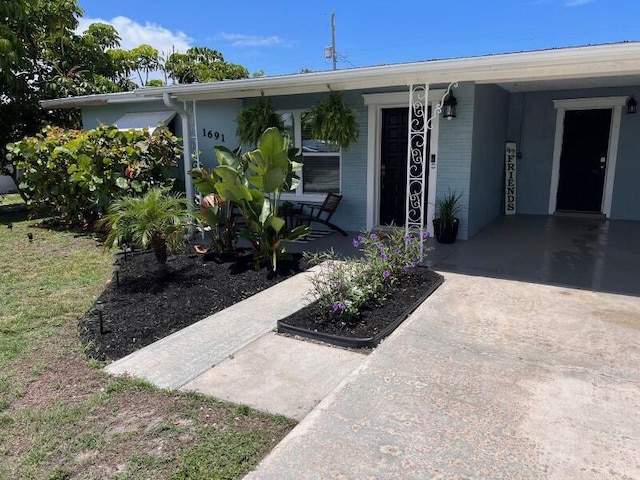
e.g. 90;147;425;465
380;108;408;226
556;109;611;213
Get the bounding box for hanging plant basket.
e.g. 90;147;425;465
307;91;359;150
236;96;285;147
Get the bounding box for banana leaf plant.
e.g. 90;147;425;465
190;128;310;270
190;165;237;252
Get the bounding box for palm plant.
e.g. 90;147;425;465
100;188;191;275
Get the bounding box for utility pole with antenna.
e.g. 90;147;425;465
324;11;338;70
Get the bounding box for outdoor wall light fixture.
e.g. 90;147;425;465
627;96;637;114
442;92;457;120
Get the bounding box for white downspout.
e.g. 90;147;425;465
162;93;194;206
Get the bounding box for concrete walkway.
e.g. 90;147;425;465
105;266;321;389
245;273;640;479
103;264;367;420
182;333;365;421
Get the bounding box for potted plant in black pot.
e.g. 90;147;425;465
433;190;462;244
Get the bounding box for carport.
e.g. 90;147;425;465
426;214;640;297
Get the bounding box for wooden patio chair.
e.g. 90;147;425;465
295;193;348;236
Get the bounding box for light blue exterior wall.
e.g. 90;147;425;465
436;82;476;240
250;91;369;231
613;95;640;220
507;91;557;214
254;86;480;235
508;86;640;221
82;99;243;171
192;99;242;170
468;84;510;237
252;83;481;239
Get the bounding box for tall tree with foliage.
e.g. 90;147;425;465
165;46;248;84
129;44;160;86
0;1;129;185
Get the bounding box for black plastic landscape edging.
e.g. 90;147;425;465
277;271;444;349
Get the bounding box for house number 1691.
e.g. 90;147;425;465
202;129;225;142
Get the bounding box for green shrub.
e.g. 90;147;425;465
5;125;182;225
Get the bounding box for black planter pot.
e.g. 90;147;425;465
433;218;459;244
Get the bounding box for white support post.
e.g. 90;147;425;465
405;84;429;257
405;82;458;259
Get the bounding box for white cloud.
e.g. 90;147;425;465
565;0;596;6
77;16;193;54
219;33;288;48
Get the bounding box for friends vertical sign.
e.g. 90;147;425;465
505;142;516;215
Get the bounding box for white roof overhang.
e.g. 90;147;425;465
39;92;160;110
114;111;176;132
39;42;640;107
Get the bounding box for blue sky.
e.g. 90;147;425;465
77;0;640;77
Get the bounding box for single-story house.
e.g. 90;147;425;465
40;42;640;240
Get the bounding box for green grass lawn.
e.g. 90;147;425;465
0;209;295;479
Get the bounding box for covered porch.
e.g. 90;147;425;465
290;215;640;297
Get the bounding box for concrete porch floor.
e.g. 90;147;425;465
290;215;640;297
426;215;640;297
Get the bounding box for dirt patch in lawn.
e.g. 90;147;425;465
80;250;305;361
1;321;295;480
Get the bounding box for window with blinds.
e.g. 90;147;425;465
278;111;342;195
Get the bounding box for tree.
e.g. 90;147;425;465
129;44;160;86
165;47;248;84
0;1;137;191
0;0;86;189
100;188;191;276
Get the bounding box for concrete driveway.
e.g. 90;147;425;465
246;272;640;479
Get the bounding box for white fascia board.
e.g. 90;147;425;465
39;92;159;109
134;43;640;101
39;96;109;109
41;42;640;107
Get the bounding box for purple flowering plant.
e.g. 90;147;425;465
304;227;431;317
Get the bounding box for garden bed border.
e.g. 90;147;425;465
277;268;444;348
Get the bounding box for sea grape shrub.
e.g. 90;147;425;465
306;228;431;317
6;125;181;225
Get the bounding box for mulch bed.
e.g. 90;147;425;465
278;268;443;347
80;249;443;360
79;249;306;361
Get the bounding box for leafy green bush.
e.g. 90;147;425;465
5;125;181;225
305;228;429;316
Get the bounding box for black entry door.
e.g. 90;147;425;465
556;109;611;213
380;108;408;226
